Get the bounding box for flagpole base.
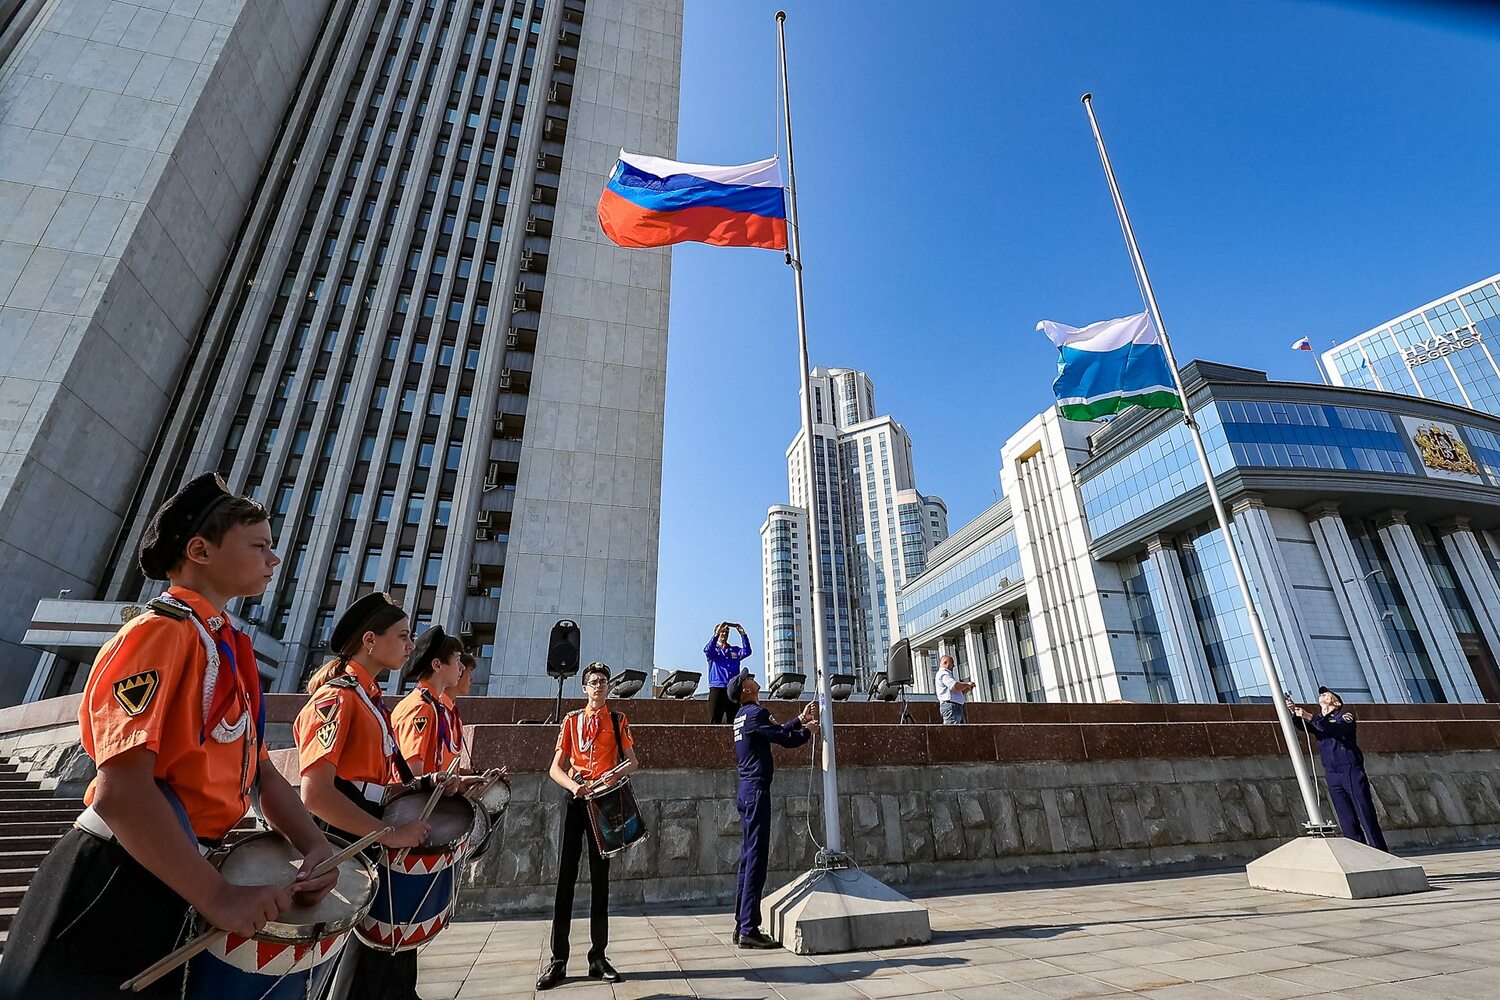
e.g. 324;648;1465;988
763;865;930;955
1246;836;1428;899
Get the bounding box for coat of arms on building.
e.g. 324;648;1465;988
1413;424;1480;476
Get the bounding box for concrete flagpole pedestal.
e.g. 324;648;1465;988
764;864;931;956
1247;837;1429;899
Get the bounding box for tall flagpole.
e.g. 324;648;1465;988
1080;94;1327;831
778;9;844;858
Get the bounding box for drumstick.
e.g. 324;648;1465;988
392;768;453;866
121;827;390;993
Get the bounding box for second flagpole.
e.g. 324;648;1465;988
778;9;844;858
1080;93;1329;832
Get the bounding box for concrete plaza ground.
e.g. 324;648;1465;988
416;847;1500;999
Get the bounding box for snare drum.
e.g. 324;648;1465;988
356;790;475;951
585;778;648;858
466;779;512;862
184;832;375;1000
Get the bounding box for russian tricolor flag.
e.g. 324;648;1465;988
597;151;788;251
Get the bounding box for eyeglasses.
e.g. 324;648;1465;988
583;676;609;687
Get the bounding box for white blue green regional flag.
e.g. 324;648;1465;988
1037;311;1182;421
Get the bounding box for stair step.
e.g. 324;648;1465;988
0;808;81;825
0;868;39;888
0;886;21;908
0;789;59;801
0;852;46;870
0;834;64;853
0;797;84;809
0;821;74;837
0;906;17;931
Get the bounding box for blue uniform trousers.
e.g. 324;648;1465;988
735;782;773;937
1328;766;1387;852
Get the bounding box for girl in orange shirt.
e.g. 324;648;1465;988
293;592;433;1000
392;627;466;778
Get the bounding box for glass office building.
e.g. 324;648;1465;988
899;361;1500;705
1325;273;1500;416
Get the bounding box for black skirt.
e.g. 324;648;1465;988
0;828;191;1000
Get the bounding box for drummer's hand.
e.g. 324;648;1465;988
200;880;294;938
571;779;591;798
439;774;467;796
380;819;430;848
290;839;340;906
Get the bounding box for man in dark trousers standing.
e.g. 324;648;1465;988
728;668;816;949
1286;686;1389;852
706;622;753;723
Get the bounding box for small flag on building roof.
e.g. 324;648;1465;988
1291;336;1312;351
1037;311;1182;422
597;151;787;250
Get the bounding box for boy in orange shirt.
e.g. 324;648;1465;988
0;473;338;999
536;662;639;991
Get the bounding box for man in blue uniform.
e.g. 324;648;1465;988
728;668;816;949
1286;686;1389;852
706;622;753;723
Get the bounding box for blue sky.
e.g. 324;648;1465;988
649;1;1500;678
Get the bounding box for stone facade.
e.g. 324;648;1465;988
0;0;333;703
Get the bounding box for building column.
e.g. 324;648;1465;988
963;623;991;702
1437;517;1500;690
1144;534;1217;704
992;611;1025;702
1304;503;1408;704
908;646;933;695
1376;510;1483;703
1229;495;1319;698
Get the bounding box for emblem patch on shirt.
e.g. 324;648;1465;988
314;698;339;749
414;716;428;733
1342;712;1355;723
112;670;159;717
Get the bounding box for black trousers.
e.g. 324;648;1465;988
0;829;190;1000
550;793;609;964
709;686;735;724
1328;766;1389;853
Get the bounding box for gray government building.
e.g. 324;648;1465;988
0;0;682;703
899;360;1500;706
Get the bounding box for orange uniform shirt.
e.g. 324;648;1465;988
80;586;266;841
293;660;395;785
392;683;459;775
555;705;634;781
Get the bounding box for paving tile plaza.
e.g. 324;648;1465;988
414;847;1500;999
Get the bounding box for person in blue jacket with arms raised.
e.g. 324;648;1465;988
705;621;752;723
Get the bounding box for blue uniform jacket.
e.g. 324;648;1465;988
733;702;810;785
705;633;753;689
1293;709;1365;772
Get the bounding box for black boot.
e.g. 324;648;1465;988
588;957;621;982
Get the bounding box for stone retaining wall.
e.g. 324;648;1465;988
457;749;1500;916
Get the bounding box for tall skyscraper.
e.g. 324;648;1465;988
1;0;683;702
761;367;946;687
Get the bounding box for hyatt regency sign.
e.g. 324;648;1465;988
1401;326;1484;366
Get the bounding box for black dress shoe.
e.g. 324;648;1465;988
536;960;566;990
588;957;621;982
737;930;780;949
732;931;741;946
